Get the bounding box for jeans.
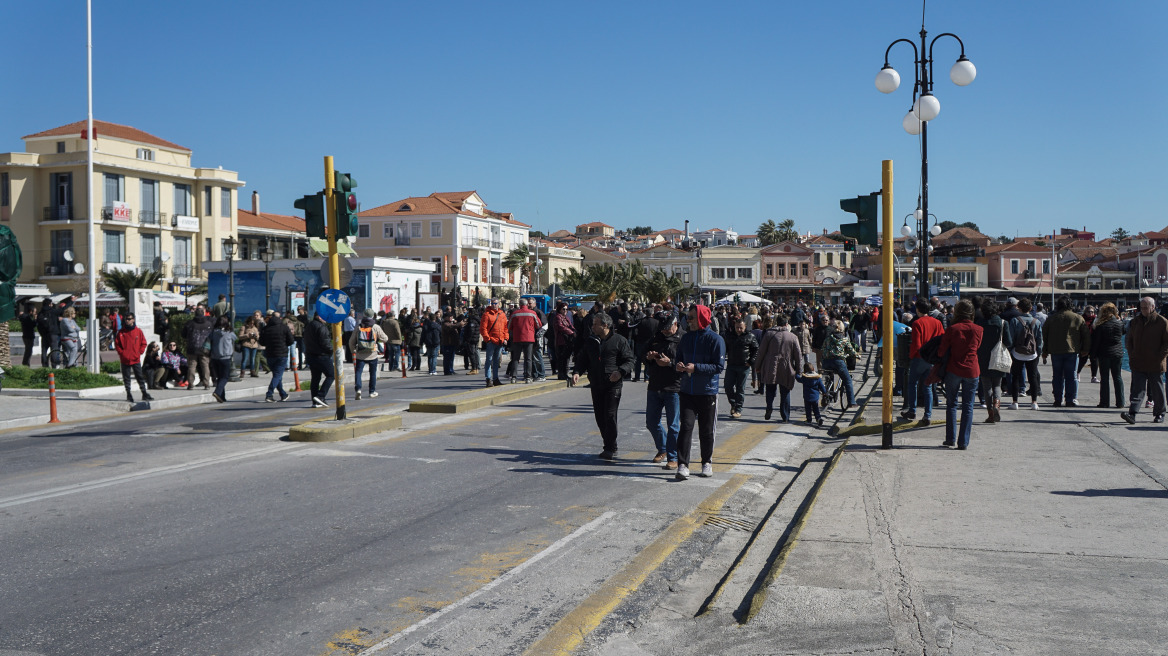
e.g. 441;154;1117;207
1050;353;1079;403
822;358;854;406
904;357;934;418
1097;355;1125;407
590;383;622;453
426;346;438;374
645;387;680;461
1128;370;1167;418
354;358;377;393
677;393;717;467
944;372;977;448
286;342;299;370
241;346;257;372
308;354;334;400
725;365;749;412
385;344;400;371
212;358;232;399
484;342;504;381
764;383;792;422
442;345;456;374
266;360;288;399
532;345;546;379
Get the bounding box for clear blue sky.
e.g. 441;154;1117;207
4;0;1165;239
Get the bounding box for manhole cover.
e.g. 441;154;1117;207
703;513;756;532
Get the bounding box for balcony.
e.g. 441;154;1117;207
172;264;199;279
139;262;167;276
138;210;166;227
490;240;504;249
490;275;506;284
42;207;75;221
461;237;491;248
394;236;411;246
43;262;68;276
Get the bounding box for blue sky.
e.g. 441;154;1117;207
3;0;1165;239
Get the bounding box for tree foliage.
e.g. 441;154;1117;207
501;244;531;278
1111;227;1130;241
625;226;654;236
757;219;798;246
936;220;981;234
99;269;163;303
557;261;690;304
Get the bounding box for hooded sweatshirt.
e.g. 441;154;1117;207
677;305;726;396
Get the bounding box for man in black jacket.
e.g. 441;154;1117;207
259;311;294;402
303;313;335;408
18;304;37;367
644;312;683;467
572;311;634;461
182;307;214;389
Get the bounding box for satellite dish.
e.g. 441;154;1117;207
63;250;74;262
161;251;171;262
904;236;918;252
74;263;85;274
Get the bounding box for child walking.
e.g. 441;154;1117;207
797;363;825;427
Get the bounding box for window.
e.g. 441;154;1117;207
1010;259;1019;275
776;263;785;277
57;141;66;153
814;253;821;266
220;188;231;217
140;179;158;222
710;267;725;280
103;230;125;263
205;237;213;261
173;183;191;216
136;148;154;161
411;222;422;238
103;173;124;203
826;253;833;266
1026;259;1036;275
1042;259;1051;275
766;263;773;277
801;263;809;277
737;267;752;279
204;187;213;216
51;230;73;271
1;172;9;207
140;233;160;269
358;224;370;239
383;224;394;239
431;221;442;238
221;238;234;259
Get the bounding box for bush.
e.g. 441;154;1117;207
1;365;122;390
100;361;121;375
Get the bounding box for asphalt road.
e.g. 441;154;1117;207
0;375;810;656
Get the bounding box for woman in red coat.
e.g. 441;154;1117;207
939;299;983;450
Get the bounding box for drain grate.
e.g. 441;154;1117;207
703;513;756;532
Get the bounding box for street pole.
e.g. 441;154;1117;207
881;160;894;449
324;156;346;420
85;0;99;374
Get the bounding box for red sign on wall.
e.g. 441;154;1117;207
481;258;487;283
461;255;468;282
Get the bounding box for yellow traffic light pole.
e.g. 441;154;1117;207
881;160;894;448
324;156;347;420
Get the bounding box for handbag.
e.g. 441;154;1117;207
989;322;1011;373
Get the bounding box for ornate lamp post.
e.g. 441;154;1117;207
223;236;238;323
876;22;976;301
259;237;275;314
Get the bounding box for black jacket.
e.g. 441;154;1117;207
632;314;660;344
574;331;634;389
259;320;294;360
182;314;214;353
1090;317;1125;360
725;330;759;368
303;318;334;357
422;319;441;348
644;332;683;393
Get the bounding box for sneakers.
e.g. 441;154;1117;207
279;393;289;402
1120;411;1136;424
699;462;713;477
1068;399;1079;407
730;410;742;419
1155;415;1165;424
212;392;225;403
1010;402;1019;410
675;465;690;480
493;379;503;387
1030;402;1040;410
536;377;547;382
1091;376;1099;383
899;410;917;421
941;440;956;447
312;397;328;408
265;396;276;403
369;391;379;398
598;450;616;461
652;452;667;463
1053;400;1062;408
126;393;135;403
354;390;362;400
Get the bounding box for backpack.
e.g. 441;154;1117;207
1014;318;1037;356
918;334;945;365
357;325;377;350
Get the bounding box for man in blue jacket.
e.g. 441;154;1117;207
674;304;726;480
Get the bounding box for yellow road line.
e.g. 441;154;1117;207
523;473;750;656
712;421;775;473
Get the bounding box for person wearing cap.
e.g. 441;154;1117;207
480;298;509;387
348;308;388;399
572;311;634;460
644;311;683;467
674;304;726;480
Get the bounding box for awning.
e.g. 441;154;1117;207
714;291;772;305
309;238;357;256
75;291;190;308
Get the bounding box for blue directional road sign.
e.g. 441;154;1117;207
315;288;352;324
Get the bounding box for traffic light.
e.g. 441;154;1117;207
334;172;358;238
839;192;880;247
294;192;327;239
843;238;856;252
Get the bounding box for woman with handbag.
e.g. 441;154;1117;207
976;298;1009;423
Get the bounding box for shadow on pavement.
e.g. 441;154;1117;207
1050;488;1168;498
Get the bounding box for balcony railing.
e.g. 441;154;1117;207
490;240;504;249
42;207;75;221
139;263;167;276
394;236;411;246
44;262;67;276
462;237;490;248
172;264;198;279
138;210;166;226
490;275;506;284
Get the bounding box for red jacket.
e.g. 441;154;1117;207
939;319;983;379
114;325;148;365
480;307;509;345
909;314;944;360
508;307;540;343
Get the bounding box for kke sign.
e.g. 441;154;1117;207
111;201;131;222
315;288;351;324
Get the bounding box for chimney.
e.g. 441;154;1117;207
252;191;260;216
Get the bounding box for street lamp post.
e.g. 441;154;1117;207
876;22;975;301
223;236;238;324
259;237;275;314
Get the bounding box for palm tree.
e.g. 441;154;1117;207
757;220;779;246
100;269;163;303
501;244;531;278
642;268;692;304
558;268;591;294
776;218;798;242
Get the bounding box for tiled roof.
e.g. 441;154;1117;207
23;119;189;151
548;229;574;238
359;191;530;226
986;242;1053;254
934;227;991;242
1059;261;1119;273
804;235;842;245
237;208;304;232
577;221;614;229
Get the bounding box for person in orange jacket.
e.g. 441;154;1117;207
479;298;510;388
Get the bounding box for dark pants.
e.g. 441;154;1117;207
342;330;354;362
677;393;717;467
22;335;34;367
1010;356;1041;402
121;363;148;395
555;343;573;380
1129;370;1167;418
212;358;232;399
590;383;622;453
295;337;306;368
308;354;335;400
633;342;648;381
1097;355;1125;407
725;365;749;412
42;334;59;367
442;345;456;374
186;349;211;388
385;343;400;370
409;346;421;370
508;342;534;380
804;400;822;422
466;343;481;371
1050;353;1079;403
764;383;792;422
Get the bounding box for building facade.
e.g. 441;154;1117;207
0;120;242;293
760;241;815;301
698;245;760;295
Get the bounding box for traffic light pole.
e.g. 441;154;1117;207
881;160;894;449
324;156;347;421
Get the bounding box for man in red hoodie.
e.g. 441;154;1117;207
507;298;540;383
115;312;154;403
900;299;944;422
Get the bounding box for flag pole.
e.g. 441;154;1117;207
86;0;99;373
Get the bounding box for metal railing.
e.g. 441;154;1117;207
394;236;411;246
490;240;504;249
462;237;491;248
139;262;167;276
490;275;506;284
42;207;74;221
172;264;198;278
138;210;165;226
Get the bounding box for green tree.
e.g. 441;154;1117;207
757;220;779;246
959;221;981;232
99;269;163;303
625;226;654;236
997;235;1014;244
501;244;531;279
529;230;546;239
937;220;959;233
776;218;798;242
641;268;693;304
1111;227;1130;241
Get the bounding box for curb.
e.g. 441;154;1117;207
1;384;125;399
287;413;403;442
409;379;567;413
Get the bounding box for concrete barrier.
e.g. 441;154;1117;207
409;379;568;414
287;413;403;442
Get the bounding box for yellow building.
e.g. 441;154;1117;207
0;119;243;293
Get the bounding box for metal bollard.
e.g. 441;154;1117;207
48;372;61;424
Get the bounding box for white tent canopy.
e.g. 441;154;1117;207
714;291;772;306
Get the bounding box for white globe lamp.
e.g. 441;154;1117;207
950;57;977;86
913;93;941;121
900;223;913;237
875;66;900;93
930;224;943;237
903;110;922;135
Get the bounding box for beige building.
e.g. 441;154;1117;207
530;238;583;292
0;119;242;293
698;245;760;294
357;191;528;297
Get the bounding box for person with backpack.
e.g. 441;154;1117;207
901;299;945;422
822;319;859;408
1008;297;1044;410
348;308;387;399
421;311;442;375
